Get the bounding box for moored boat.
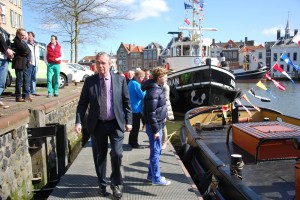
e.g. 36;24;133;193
180;105;300;199
233;66;269;83
161;0;241;113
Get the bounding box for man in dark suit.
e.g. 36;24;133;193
75;52;132;199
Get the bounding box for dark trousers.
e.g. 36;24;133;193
90;120;124;189
129;112;142;146
15;68;30;99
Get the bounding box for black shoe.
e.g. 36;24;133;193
110;185;122;198
98;188;108;197
132;144;142;149
54;94;59;97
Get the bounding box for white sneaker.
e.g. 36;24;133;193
152;178;171;186
147;176;165;182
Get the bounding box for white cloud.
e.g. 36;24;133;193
121;0;169;21
262;26;283;36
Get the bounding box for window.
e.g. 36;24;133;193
153;51;157;59
120;48;124;53
266;52;271;57
258;52;262;59
287;65;290;72
280;64;284;70
147;51;152;59
273;53;277;62
118;60;122;65
0;4;5;24
232;52;238;59
144;51;147;59
132;60;136;68
293;52;297;61
183;45;190;56
10;10;14;27
122;60;126;65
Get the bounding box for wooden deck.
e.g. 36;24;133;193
48;131;202;199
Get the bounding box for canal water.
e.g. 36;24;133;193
236;80;300;119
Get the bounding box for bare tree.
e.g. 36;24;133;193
25;0;131;62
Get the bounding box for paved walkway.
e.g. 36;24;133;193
48;132;202;199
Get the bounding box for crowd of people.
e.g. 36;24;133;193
0;27;64;107
75;52;174;198
0;9;174;197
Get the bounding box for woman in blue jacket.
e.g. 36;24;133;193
141;67;171;186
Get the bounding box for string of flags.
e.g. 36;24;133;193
182;1;299;116
233;34;300;116
184;0;205;26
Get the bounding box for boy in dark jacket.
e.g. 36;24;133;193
141;67;171;186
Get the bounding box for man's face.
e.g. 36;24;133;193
28;33;34;43
18;30;26;40
96;55;110;77
50;36;56;44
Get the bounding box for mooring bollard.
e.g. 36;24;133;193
230;154;244;179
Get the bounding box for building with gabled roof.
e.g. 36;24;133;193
116;43;144;72
143;42;164;69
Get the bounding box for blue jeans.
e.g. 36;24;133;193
47;63;60;95
0;59;8;95
29;64;37;94
15;68;30;99
146;124;163;182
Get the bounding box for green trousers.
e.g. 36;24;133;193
47;63;60;95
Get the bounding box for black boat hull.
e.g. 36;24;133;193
234;67;268;82
168;64;240;113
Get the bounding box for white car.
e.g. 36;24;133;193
66;63;94;82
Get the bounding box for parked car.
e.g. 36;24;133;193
6;44;74;89
66;63;94;82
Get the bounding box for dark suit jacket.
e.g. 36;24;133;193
76;72;132;133
11;37;31;69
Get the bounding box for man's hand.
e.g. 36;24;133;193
125;124;132;132
75;123;82;134
6;49;14;59
154;133;160;140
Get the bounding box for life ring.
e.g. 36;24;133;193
164;63;170;70
169;85;179;102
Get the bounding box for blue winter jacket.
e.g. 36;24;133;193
141;79;167;134
128;78;145;113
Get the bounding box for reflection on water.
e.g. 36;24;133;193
236;81;300;118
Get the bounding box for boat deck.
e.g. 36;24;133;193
197;124;296;199
48;131;202;199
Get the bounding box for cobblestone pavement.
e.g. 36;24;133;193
0;82;84;118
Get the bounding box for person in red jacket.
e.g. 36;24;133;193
45;35;64;97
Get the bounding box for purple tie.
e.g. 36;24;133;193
99;78;107;120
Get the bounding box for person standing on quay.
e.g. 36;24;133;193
11;28;32;102
45;35;63;97
128;69;145;148
161;82;174;149
142;67;171;186
27;31;40;96
0;6;14;108
75;52;132;198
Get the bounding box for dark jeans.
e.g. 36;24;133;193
15;68;30;99
129;112;142;146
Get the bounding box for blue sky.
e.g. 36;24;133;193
23;0;300;61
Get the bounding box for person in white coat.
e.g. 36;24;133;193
162;82;174;149
27;31;40;96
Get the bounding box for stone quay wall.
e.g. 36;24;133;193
0;92;84;200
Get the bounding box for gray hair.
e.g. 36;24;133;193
95;52;111;64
